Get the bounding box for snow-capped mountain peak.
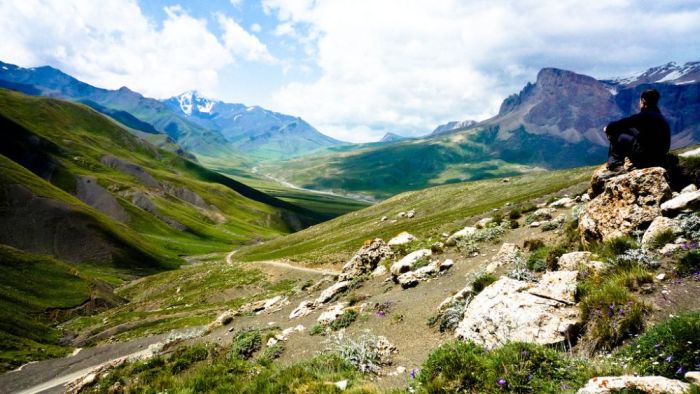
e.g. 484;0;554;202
176;90;217;116
605;62;700;87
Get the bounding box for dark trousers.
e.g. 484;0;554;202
607;130;637;169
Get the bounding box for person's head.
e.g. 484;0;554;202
640;88;660;109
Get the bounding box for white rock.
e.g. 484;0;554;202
267;337;279;347
380;216;388;221
661;190;700;216
440;259;454;270
289;301;314;319
681;184;698;194
641;216;681;249
557;252;606;272
686;371;700;384
476;217;493;228
396;366;406;374
655;273;666;281
388;231;417;246
335;379;348;390
371;265;388;277
397;212;406;218
549;197;576;208
528;271;578;304
446;226;477;246
659;243;682;255
532;207;556;220
211;310;234;328
576;375;690;394
407;209;416;218
529;221;544;228
318;302;347;326
455;277;580;348
396;261;440;288
390;249;432;276
315;281;350;306
679;147;700;157
581;193;591;202
484;243;519;273
263;295;285;310
293;324;305;332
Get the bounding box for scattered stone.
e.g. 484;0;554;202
396;261;440;288
455;277;580;348
549;197;576;208
532;207;556;221
440;259;454;270
407;209;416;218
446;226;477;246
681;184;698;194
431;242;445;253
641;216;682;249
528;271;578;304
267;337;279;347
581;193;591;202
661;190;700;216
388;231;417;246
390;249;432;276
659;243;681;255
536;202;548;208
213;310;234;327
371;265;388;277
475;217;493;229
318;302;347;326
655;273;666;281
397;212;406;218
339;239;393;281
529;221;545;228
335;380;348;390
576;375;690;394
289;301;314;319
579;167;671;246
380;216;388;221
396;366;406;374
315;281;351;306
438;284;473;311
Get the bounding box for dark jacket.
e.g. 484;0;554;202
606;107;671;167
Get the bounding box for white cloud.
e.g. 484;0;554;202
263;0;700;142
0;0;273;98
230;0;243;7
251;23;262;33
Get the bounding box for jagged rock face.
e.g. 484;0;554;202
338;239;393;281
579;167;672;246
75;176;129;222
455;277;580;348
577;375;690;394
100;155;159;189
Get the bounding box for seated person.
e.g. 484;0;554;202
604;88;670;173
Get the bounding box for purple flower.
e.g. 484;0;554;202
410;369;418;379
676;366;685;375
561;383;571;389
497;379;507;386
666;355;673;362
377;310;386;317
654;343;662;349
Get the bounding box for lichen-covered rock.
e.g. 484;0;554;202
318;302;347;326
315;281;350;306
528;271;578;304
576;375;690;394
455;277;580;348
390;249;432;276
339;239;393;281
446;226;477;246
661;190;700;216
387;232;416;246
641;216;681;249
579;167;671;246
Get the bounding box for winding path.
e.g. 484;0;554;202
226;250;341;276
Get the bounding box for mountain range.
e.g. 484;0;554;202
261;62;700;199
0;61;342;160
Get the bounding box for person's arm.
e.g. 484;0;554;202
606;113;640;138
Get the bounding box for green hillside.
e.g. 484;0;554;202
259;126;604;200
236;166;593;264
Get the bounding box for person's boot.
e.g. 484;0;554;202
597;165;626;182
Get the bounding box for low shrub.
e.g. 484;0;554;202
508;209;522;220
472;273;497;294
524;239;546;251
416;341;605;393
170;344;210;373
545;245;568;271
258;343;284;366
617;312;700;379
330;310;358;331
598;236;638;261
309;324;325;336
326;332;394;374
230;330;262;360
527;246;549;272
647;228;677;250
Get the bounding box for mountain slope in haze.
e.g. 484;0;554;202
379;132;408;142
430;119;477;136
0;61;231;156
262;62;700;199
162;91;343;159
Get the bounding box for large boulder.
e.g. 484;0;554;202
661;190;700;216
455;277;580;348
314;281;350;306
557;252;606;272
528;271;578;304
387;231;416;246
576;375;690;394
579;167;671;246
339;239;393;281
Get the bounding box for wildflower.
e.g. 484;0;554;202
676;366;685;375
561;383;570;390
377;311;386;317
410;369;418;379
665;355;673;362
497;378;507;387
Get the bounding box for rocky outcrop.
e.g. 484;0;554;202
317;302;347;326
101;155;159;188
390;249;432;276
338;239;393;281
579;167;671;246
549;197;576;208
75;176;129;222
484;243;520;273
528;271;578;304
161;183;208;209
396;259;453;288
289;301;314;319
314;281;350;306
455;277;580;348
557;252;606;272
576;375;690;394
130;191;188;231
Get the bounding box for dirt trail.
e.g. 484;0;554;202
227;249;342;276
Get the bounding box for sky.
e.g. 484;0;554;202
0;0;699;142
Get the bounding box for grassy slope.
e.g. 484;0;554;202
0;245;95;371
236;167;593;264
0;89;318;255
